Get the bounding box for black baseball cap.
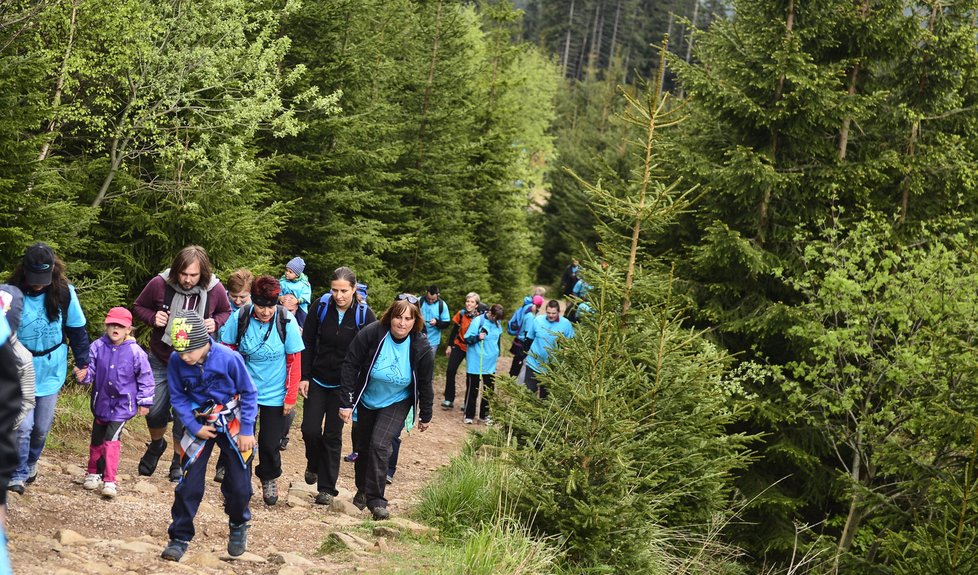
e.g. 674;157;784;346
23;242;55;286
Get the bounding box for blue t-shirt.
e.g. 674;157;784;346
420;298;450;347
361;333;412;410
464;314;502;375
19;284;86;397
220;308;304;406
525;314;575;374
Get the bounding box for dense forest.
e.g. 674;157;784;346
3;0;978;573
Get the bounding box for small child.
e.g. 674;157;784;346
161;311;257;562
80;307;154;498
279;257;311;327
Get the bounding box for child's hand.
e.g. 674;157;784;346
237;434;256;453
195;425;217;439
137;406;150;416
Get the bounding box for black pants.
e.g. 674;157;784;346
301;384;344;495
525;368;548;399
255;405;287;482
444;345;466;402
508;340;526;377
464;373;494;420
354;398;411;510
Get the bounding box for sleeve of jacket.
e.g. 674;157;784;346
446;311;462;345
415;339;435;423
284;352;300;405
167;360;200;438
135;347;155;407
0;342;23;502
339;325;373;409
301;298;321;379
81;339;99;385
133;276;164;326
229;352;258;436
209;283;232;331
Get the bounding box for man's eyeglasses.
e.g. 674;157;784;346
396;293;420;305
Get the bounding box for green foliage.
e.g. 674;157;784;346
415;454;505;538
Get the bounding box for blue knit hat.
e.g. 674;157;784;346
286;257;305;275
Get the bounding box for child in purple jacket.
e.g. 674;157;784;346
80;307;154;498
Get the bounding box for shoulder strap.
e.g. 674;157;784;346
317;293;332;325
355;302;367;329
235;305;253;347
438;299;445;316
275;305;289;342
162;282;175;312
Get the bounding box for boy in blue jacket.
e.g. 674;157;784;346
161;311;257;562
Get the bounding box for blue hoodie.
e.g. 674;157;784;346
168;340;258;437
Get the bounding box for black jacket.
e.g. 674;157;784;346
339;321;434;424
0;341;23;505
301;297;377;385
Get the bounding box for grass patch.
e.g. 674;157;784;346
414;455;503;538
48;383;95;453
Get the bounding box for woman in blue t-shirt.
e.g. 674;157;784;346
7;243;90;494
462;303;504;425
339;296;434;520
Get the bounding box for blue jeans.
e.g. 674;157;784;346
12;392;59;482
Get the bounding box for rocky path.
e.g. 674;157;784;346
5;359;506;575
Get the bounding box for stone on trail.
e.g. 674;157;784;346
220;550;267;562
63;464;86;477
269;551;315;566
278;567;305;575
372;525;401;539
387;517;436;537
329;532;368;552
57;529;90;545
330;498;362;516
288;493;312;508
117;540;159;553
288;480;317;495
80;561;115;575
53;569;83;575
132;481;158;495
184;553;224;568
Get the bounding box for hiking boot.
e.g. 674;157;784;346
278;435;290;451
304;469;317;485
161;539;189;562
314;490;332;506
440;400;453;409
343;451;358;462
214;464;226;483
83;473;102;490
7;480;25;495
262;479;278;506
352;491;366;510
227;521;249;557
26;463;38;484
168;453;182;482
464;418;473;425
138;439;167;476
370;506;390;520
101;482;117;499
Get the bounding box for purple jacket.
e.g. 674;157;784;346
84;335;154;422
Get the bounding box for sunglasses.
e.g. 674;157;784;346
396;293;420;305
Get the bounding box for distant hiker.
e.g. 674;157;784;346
0;311;22;572
442;292;481;409
524;300;575;399
279;256;311;327
7;243;90;495
299;267;376;507
225;268;254;314
507;292;545;378
160;311;257;562
219;276;303;506
339;296;434;521
0;285;35;431
420;285;450;352
559;258;580;297
79;307;154;499
133;245;232;482
463;303;504;425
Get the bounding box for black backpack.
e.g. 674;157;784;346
234;304;290;356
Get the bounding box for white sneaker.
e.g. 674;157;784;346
101;482;117;499
83;473;102;490
482;417;494;426
463;418;473;425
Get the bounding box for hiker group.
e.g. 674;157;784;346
0;242;582;565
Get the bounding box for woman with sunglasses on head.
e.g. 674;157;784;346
339;294;433;520
299;267;376;507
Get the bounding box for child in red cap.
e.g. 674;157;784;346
78;307;154;498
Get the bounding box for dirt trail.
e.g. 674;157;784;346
5;357;509;574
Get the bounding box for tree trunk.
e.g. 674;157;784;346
588;0;605;72
838;0;871;162
416;0;444;169
609;0;622;62
757;0;794;245
91;134;129;208
832;444;865;574
37;0;79;162
561;0;576;78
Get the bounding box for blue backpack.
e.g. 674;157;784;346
507;302;533;336
317;282;369;329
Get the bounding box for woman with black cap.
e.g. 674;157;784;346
6;242;90;494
